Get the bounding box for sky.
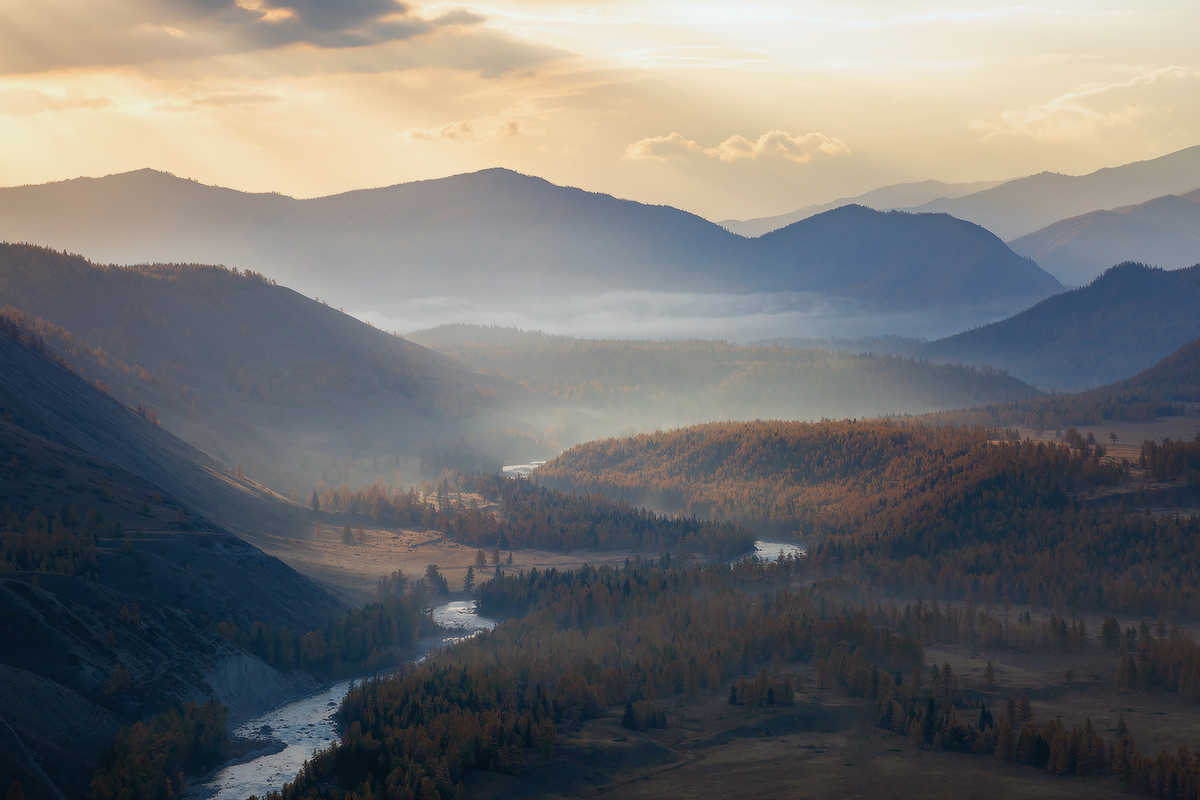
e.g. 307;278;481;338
1;1;1198;221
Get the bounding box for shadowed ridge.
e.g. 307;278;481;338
916;262;1200;391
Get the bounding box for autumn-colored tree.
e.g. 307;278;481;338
104;663;131;696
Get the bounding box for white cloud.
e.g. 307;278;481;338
626;129;849;163
403;114;540;143
971;67;1200;142
624;131;705;160
158;84;284;110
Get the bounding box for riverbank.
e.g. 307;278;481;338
185;600;496;800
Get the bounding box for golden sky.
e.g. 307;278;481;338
1;0;1197;220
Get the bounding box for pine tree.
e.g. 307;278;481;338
995;721;1015;762
622;700;639;730
984;660;995;689
1017;693;1033;724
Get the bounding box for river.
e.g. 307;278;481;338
190;539;802;800
187;601;495;800
745;538;807;561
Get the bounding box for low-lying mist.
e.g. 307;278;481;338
358;290;1035;343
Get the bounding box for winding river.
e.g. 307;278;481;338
188;601;495;800
190;539;802;800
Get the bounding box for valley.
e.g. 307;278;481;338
3;145;1200;800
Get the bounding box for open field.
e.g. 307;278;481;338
1018;414;1200;461
466;653;1138;800
249;524;644;603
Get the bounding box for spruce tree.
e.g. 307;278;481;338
622;701;638;730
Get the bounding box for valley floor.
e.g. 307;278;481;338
249;525;644;603
466;649;1142;800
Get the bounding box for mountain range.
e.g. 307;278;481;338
908;145;1200;241
722;145;1200;270
718;178;1006;238
0;169;1061;323
1010;188;1200;287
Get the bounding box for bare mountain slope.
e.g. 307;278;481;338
1009;188;1200;286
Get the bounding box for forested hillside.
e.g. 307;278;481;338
311;472;754;558
0;305;413;798
541;418;1200;617
407;324;1039;428
917;263;1200;390
262;559;923;800
0;244;546;495
922;334;1200;432
1010;188;1200;287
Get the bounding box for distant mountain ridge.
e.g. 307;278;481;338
723;205;1058;306
0;168;1061;319
908;145;1200;241
1010;188;1200;286
916;262;1200;391
718;178;1006;237
406;322;1041;430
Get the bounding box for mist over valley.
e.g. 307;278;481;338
3;8;1200;799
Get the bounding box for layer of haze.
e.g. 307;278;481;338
1;1;1198;220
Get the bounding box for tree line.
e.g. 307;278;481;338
539;418;1200;616
263;559;923;800
310;472;755;558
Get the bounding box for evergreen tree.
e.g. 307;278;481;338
622;700;639;730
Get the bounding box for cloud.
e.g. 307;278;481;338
0;0;496;73
403;114;540;143
0;87;112;115
626;129;849;164
624;132;705;160
971;67;1200;142
157;84;284;110
706;131;850;163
